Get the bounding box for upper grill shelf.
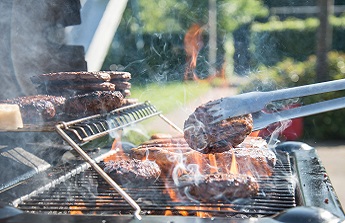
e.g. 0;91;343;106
55;101;164;146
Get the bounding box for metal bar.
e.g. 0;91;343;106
55;124;142;220
158;114;184;134
81;111;161;142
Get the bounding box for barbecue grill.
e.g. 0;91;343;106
0;101;344;223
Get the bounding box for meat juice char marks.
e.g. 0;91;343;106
183;99;253;154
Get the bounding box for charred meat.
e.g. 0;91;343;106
184;100;253;154
180;173;259;202
102;159;161;186
30;71;113;83
64;91;123;117
0;95;66;123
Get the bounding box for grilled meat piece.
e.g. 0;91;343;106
108;71;131;81
36;82;116;96
180;173;259;202
30;71;112;83
131;136;276;178
102;159;161;186
122;98;138;107
64;91;123;117
184;100;253;154
131;137;201;177
215;137;277;177
0;95;66;123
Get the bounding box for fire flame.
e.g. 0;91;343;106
229;151;239;175
184;24;204;81
183;23;227;85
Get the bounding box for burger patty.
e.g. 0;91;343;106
0;95;66;123
36;82;116;96
30;71;113;83
101;159;161;186
64;91;123;117
179;173;259;202
184;100;253;154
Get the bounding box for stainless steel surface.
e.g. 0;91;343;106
252;96;345;131
208;79;345;127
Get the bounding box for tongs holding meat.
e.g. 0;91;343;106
207;79;345;131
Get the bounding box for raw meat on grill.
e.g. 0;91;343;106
0;95;66;123
184;100;253;154
179;173;259;202
64;91;123;117
130;136;276;178
101;159;161;186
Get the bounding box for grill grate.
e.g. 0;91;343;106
56;101;164;145
16;151;296;218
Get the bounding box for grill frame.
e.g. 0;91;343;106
0;102;344;222
1;142;344;223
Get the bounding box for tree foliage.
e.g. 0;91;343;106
137;0;268;33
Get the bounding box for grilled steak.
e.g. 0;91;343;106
64;91;123;117
179;173;259;202
0;95;66;123
184;100;253;154
130;136;276;178
102;159;161;186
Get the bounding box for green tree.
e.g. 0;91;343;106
138;0;269;33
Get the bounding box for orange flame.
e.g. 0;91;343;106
70;201;86;215
184;24;204;81
104;135;129;162
208;154;218;174
184;24;228;85
229;151;239;175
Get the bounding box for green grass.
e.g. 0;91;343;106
130;81;211;113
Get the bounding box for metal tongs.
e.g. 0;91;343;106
208;79;345;131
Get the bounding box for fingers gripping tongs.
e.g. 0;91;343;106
208;79;345;131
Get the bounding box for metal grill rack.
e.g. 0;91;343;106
15;151;296;217
54;101;182;220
